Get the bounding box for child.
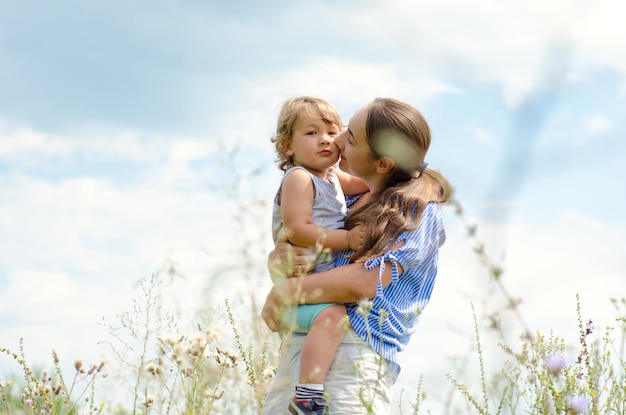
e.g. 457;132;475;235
270;96;367;415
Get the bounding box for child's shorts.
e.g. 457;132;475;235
281;303;336;333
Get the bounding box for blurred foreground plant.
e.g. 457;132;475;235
0;339;107;415
447;296;626;414
439;199;625;415
98;262;277;415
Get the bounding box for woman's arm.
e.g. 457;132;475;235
261;260;395;331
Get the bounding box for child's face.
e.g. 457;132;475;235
285;114;340;177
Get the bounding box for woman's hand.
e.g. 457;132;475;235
268;228;317;282
261;285;283;332
261;278;297;332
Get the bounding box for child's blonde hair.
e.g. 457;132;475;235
271;96;343;171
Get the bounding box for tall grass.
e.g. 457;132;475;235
1;156;624;414
443;199;626;415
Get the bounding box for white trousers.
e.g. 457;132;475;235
261;329;393;415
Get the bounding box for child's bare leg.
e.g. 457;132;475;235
299;304;346;384
289;305;346;411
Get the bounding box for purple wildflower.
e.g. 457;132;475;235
565;394;590;413
544;354;567;376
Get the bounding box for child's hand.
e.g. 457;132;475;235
347;225;365;250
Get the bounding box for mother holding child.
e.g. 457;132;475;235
262;96;452;415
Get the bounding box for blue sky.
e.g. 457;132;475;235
1;1;625;412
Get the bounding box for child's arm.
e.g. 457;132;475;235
334;168;369;196
280;169;362;251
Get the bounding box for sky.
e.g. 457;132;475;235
1;0;625;412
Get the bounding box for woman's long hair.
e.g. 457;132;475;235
345;98;453;260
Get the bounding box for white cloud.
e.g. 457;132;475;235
233;59;466;127
153;139;213;186
0;173;242;273
0;127;73;159
583;114;614;136
153;0;625;125
474;128;494;144
330;0;626;108
0;270;80;317
574;0;626;74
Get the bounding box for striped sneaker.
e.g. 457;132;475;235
288;397;327;415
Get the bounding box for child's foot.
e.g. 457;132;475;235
287;397;327;415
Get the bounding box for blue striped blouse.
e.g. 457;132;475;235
337;201;446;381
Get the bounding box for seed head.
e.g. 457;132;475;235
263;367;276;379
206;327;222;342
205;389;224;399
143;396;155;407
357;300;373;316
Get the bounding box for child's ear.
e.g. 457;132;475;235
376;157;395;174
281;140;294;156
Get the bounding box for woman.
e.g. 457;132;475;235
261;98;452;415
